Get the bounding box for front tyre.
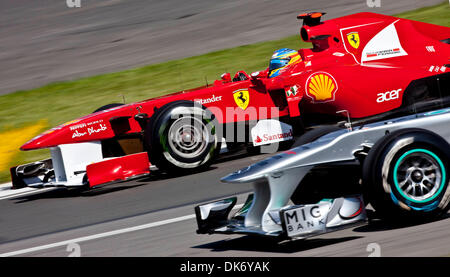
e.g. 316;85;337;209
145;101;221;172
363;128;450;220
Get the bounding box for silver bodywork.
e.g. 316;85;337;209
195;108;450;238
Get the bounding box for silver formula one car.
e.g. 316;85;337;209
195;108;450;240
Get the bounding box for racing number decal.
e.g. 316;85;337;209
233;89;250;110
305;72;338;103
347;32;360;49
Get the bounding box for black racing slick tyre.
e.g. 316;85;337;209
363;128;450;221
145;101;222;172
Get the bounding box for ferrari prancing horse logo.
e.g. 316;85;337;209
347;32;360;49
233;89;250;110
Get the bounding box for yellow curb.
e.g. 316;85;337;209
0;120;48;171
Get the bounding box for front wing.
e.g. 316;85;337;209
11;141;151;189
195;194;367;239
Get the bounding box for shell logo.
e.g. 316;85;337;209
305;72;338;103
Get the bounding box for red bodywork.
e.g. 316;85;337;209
15;12;450;187
86;153;150;188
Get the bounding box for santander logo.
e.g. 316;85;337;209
251;119;294;146
255;130;293;144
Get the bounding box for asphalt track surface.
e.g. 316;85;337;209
0;150;449;257
1;0;449;257
0;0;444;95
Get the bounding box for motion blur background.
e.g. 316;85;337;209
0;0;448;183
0;0;446;95
0;0;449;257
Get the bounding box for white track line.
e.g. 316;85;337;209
0;182;60;201
0;204;244;257
0;186;57;201
0;182;12;189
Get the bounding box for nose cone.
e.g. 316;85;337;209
20;103;135;151
221;166;253;183
20;117;112;151
21;138;42;150
20;127;66;151
221;154;284;183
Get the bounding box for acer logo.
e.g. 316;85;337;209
376;89;402;103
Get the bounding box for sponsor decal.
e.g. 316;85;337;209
86;119;103;126
72;130;87;138
253;130;293;146
361;23;408;62
251;119;293;146
286;85;302;102
347;32;360;49
366;48;400;58
87;123;107;135
71;120;108;139
426;46;436;53
305;72;338;103
286;85;299;97
376;89;402;103
283;203;330;237
194;94;222;105
428;65;446;73
69;123;87;131
233;89;250;110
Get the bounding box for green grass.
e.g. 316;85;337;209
394;1;450;25
0;2;449;182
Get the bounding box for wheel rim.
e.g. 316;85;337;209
167;116;210;159
393;149;446;203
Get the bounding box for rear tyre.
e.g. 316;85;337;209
145;101;221;172
363;128;450;221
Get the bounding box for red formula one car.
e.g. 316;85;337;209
11;12;450;189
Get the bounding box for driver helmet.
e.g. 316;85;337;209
269;48;301;78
